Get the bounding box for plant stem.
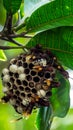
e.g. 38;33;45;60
2;12;13;34
8;33;32;38
8;38;24;46
0;45;24;50
14;22;26;32
0;45;29;52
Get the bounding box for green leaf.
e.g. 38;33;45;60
24;0;51;17
50;74;70;117
36;73;70;130
26;0;73;33
62;27;73;47
3;0;22;14
26;27;73;69
0;50;7;61
36;107;52;130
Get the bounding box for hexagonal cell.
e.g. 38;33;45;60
14;73;19;78
10;59;17;64
12;84;17;89
20;93;25;98
35;83;42;90
15;90;20;95
31;88;37;94
16;79;22;85
19;85;24;91
44;72;50;79
24;68;30;74
33;76;40;82
13;95;18;99
22;56;26;62
38;71;44;77
16;99;20;106
17;54;23;60
25;87;30;93
46;91;52;97
10;77;15;83
17;60;23;66
9;89;13;94
7;82;12;88
23;62;28;68
31;70;36;76
29;63;34;69
9;72;13;76
22;80;28;86
26;75;32;81
27;93;31;97
29;81;34;88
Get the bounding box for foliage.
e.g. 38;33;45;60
0;0;73;130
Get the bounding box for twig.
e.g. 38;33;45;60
0;45;28;50
0;45;23;50
0;45;29;52
2;12;13;34
14;22;26;32
7;38;24;46
0;35;24;47
8;33;32;38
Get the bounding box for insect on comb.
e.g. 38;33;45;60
1;44;70;120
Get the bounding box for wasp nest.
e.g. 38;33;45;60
1;44;69;115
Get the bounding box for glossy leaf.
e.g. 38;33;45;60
62;27;73;47
36;73;70;130
50;74;70;117
36;107;52;130
0;50;7;61
24;0;51;17
3;0;22;14
26;27;73;69
26;0;73;33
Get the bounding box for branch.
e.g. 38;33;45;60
8;32;32;38
2;13;13;34
0;45;28;50
14;22;26;32
7;38;24;46
0;45;22;50
0;34;23;47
